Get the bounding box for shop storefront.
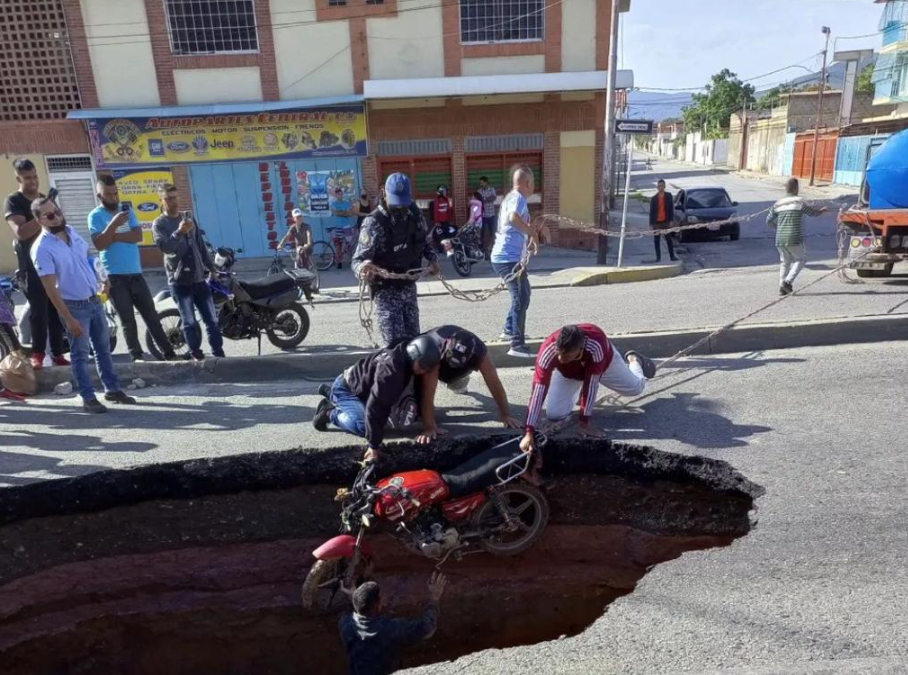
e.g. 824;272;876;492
70;97;368;260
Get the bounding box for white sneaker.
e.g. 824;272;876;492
498;332;513;340
507;345;535;359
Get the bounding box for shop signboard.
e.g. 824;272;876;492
111;168;174;245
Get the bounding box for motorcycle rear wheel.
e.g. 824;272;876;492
146;308;197;361
472;483;549;556
452;250;472;277
265;304;310;349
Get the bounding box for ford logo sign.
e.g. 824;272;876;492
137;202;158;213
167;141;191;153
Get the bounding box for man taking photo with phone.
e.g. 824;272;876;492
89;175;178;362
152;184;224;361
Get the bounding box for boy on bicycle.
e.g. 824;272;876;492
278;208;313;269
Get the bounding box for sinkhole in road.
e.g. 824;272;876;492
0;437;762;675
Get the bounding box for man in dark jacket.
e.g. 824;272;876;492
339;572;447;675
649;179;678;262
151;184;224;361
312;335;442;462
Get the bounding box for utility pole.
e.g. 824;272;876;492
809;26;832;186
597;0;621;265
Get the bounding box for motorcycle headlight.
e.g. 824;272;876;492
361;514;372;528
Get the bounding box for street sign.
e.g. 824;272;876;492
615;119;653;134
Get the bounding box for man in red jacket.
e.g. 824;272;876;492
519;324;656;454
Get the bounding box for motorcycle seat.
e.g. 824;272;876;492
441;440;525;499
238;275;296;300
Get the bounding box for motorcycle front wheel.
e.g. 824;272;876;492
301;557;372;611
472;483;549;556
146;308;197;360
452;250;472;277
266;304;310;349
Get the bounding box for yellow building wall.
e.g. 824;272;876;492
80;0;161;107
367;0;444;80
559;131;596;225
0;154;50;273
174;68;264;105
271;0;354;99
461;55;546;76
561;0;597;72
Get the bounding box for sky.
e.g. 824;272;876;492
622;0;883;92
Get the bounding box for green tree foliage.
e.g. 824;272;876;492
756;86;783;110
682;69;756;139
857;64;875;94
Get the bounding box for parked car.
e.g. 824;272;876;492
674;187;739;241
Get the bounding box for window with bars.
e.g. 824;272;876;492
460;0;545;44
165;0;259;55
0;0;81;122
328;0;346;5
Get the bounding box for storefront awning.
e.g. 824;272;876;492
66;94;365;120
363;70;633;100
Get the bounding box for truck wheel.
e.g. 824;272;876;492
856;264;894;278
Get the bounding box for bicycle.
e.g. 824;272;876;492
268;245;323;293
310;227;354;271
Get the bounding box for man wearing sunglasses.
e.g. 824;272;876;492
30;197;136;413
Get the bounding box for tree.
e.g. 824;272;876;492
756;86;783;110
682;69;756;139
857;64;875;94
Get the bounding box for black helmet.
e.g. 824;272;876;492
436;185;447;196
406;335;441;370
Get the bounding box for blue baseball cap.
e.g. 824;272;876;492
384;172;413;207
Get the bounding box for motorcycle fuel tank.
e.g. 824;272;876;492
374;470;451;522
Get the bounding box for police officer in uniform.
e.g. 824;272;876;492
353;173;439;347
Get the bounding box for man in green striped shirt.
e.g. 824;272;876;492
767;178;828;296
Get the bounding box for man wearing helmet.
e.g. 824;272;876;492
353;173;439;347
312;335;443;462
415;324;520;444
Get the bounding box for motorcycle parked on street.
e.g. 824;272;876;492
440;220;486;277
147;241;316;359
301;436;549;610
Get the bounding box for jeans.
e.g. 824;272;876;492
778;244;806;285
63;297;120;401
481;216;497;253
24;259;66;357
329;374;367;437
492;261;531;347
170;282;224;355
652;222;675;260
544;352;646;421
110;274;174;358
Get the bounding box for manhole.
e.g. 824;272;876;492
0;437;762;674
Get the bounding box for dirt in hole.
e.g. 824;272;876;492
0;437;762;675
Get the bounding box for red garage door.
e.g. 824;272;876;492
793;131;838;183
378;156;453;201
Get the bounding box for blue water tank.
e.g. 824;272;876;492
866;128;908;209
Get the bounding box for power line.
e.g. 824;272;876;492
279;44;352;94
636;54;822;93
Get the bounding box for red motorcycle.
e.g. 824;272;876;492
301;437;549;609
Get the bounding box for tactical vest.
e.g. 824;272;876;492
373;203;427;281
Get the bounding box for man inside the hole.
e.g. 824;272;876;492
519;324;657;455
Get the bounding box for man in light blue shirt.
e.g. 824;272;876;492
490;165;542;358
31;196;135;413
88;175;176;362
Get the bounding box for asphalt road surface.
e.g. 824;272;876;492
3;342;907;674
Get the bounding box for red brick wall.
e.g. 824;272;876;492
60;0;99;109
315;0;398;21
142;0;279;105
350;17;370;95
0;120;90;155
442;0;563;76
596;0;611;70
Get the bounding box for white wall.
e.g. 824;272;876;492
80;0;160;107
271;0;354;99
367;0;444;79
561;0;596;72
461;55;546;76
174;68;263;105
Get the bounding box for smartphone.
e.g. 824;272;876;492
183;210;194;222
120;201;132;213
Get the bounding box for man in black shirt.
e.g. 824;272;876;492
312;335;442;462
3;158;67;369
415;325;519;444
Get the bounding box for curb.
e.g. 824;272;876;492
33;313;908;393
561;262;683;287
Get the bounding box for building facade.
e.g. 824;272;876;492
1;0;631;271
